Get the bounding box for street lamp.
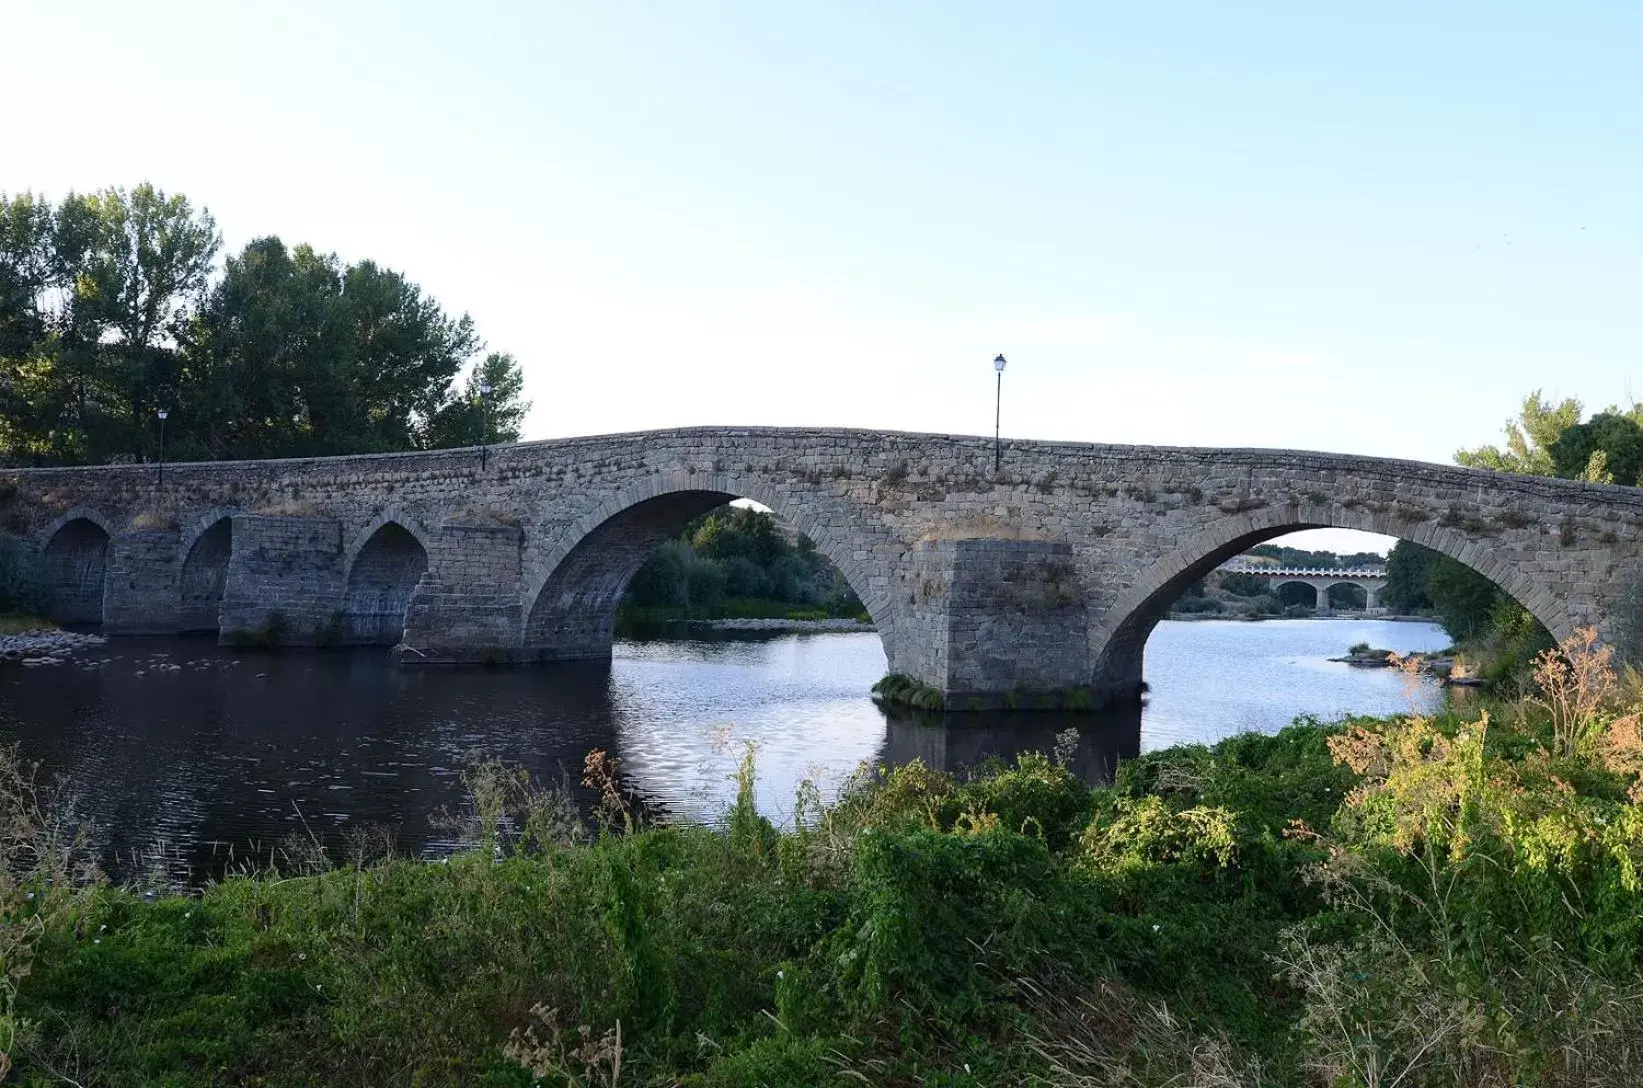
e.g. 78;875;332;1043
156;407;169;488
478;380;493;470
992;354;1007;473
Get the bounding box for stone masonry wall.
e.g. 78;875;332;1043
902;539;1090;707
103;528;182;634
6;428;1643;704
399;522;522;664
219;515;345;645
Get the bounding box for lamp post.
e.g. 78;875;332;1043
156;407;169;488
992;354;1007;473
478;380;493;471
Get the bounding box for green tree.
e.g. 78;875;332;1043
183;237;486;458
691;507;786;568
1426;555;1502;640
1455;391;1582;476
1;188;532;465
0;184;219;464
1549;409;1643;486
422;352;530;449
1381;541;1435;613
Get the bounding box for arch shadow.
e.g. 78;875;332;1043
42;514;113;625
341;521;431;645
179;516;234;633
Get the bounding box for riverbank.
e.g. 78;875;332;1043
8;629;1641;1085
702;615;872;632
617;596;872;630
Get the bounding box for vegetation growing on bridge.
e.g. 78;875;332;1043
0;184;530;465
9;630;1643;1085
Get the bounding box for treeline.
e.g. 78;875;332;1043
0;183;528;465
623;506;865;620
1244;543;1384;568
1456;391;1643;485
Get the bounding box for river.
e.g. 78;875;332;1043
0;618;1450;880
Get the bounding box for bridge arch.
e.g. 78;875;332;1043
179;512;236;632
1271;578;1322;608
341;519;431;645
343;510;434;576
1090;504;1566;702
40;509;115;624
520;472;893;663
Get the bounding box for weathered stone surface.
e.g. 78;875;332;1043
6;427;1643;705
218;515;344;645
103;527;181;634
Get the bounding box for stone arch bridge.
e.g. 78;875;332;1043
1219;562;1390;613
5;427;1640;708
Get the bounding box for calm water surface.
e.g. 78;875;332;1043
0;618;1450;879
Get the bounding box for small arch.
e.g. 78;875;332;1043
343;510;433;575
42;516;111;625
1272;578;1321;609
1321;581;1368;612
38;507;117;550
520;472;892;663
178;506;239;563
340;521;430;645
179;516;233;633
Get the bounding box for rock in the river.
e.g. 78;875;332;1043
0;628;106;664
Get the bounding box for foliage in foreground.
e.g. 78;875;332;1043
9;630;1643;1085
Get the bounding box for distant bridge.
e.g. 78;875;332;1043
5;427;1641;707
1220;562;1390;613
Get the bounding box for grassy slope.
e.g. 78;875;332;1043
12;696;1643;1086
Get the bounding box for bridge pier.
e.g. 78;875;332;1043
399;521;523;664
895;538;1093;709
103;527;184;634
219;515;346;645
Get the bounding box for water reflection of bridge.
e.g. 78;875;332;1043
1219;562;1389;614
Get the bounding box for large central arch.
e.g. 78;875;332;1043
520;476;892;664
1089;504;1568;703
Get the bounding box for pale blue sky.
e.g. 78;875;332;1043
6;2;1640;553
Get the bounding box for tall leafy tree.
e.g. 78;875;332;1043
421;352;530;449
0;184;219;463
1549;410;1643;486
0;186;532;465
1381;541;1434;613
1455;391;1582;476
